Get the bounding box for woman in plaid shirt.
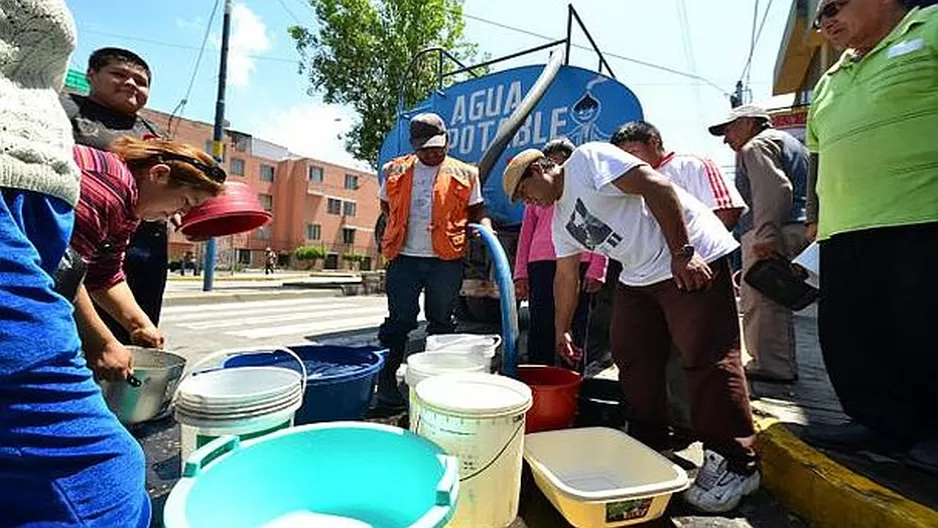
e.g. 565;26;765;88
70;137;226;381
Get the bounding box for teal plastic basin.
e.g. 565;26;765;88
164;422;458;528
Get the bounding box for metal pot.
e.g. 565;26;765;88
100;347;187;425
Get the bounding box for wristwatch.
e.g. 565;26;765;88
676;244;695;258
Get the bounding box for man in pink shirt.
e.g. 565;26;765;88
514;138;607;365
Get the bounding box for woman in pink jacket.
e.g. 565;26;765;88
514;138;607;365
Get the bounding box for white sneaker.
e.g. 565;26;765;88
683;450;760;513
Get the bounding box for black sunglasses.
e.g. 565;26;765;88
157;152;227;184
814;0;849;29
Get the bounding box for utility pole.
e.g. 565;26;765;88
203;0;232;292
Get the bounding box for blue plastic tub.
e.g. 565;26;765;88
164;422;458;528
223;345;385;424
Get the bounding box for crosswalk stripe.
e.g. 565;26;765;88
161;297;348;316
178;306;388;330
226;314;393;339
161;302;363;323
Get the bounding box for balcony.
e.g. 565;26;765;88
773;0;832;95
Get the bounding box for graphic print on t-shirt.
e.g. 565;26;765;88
565;198;622;251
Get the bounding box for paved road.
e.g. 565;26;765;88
160;294;418;367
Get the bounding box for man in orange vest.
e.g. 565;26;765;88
374;113;491;415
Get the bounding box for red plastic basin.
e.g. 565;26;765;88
179;182;272;241
516;365;583;433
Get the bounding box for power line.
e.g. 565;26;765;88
274;0;304;25
740;0;775;83
80;28;297;64
170;0;222;136
462;11;730;96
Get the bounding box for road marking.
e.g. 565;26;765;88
227;314;393;339
160;302;364;323
178;306;388;330
161;297;362;316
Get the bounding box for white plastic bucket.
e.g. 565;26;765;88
173;348;307;469
425;334;501;369
405;352;489;427
413;373;532;528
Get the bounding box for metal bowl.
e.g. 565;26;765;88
100;347;187;425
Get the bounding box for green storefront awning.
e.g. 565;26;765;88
65;69;90;94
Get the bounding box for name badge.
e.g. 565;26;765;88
887;37;924;59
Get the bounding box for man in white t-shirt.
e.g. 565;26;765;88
610;120;748;430
374;113;490;415
503;143;759;513
611;120;747;230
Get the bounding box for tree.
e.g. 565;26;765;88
289;0;484;167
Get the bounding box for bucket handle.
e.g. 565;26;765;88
182;435;241;478
435;454;459;507
172;346;308;406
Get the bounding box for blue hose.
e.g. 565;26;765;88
468;223;518;378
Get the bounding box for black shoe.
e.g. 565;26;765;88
803;421;910;454
906;438;938;476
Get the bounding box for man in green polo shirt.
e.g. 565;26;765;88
806;0;938;474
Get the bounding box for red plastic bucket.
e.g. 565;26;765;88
516;365;582;433
179;182;272;241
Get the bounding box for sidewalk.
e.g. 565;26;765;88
162;274;362;306
599;305;938;528
166;270;360;282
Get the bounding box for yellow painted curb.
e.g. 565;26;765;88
754;417;938;528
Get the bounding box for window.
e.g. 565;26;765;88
256;226;271;240
204;140;226;161
341;227;356;245
343;201;357;217
259;164;275;182
237;249;251;264
327;198;342;215
308;166;324;182
230;158;245;176
306;223;321;241
259;194;273;211
344;174;359;190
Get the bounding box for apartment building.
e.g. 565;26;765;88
52;81;378;270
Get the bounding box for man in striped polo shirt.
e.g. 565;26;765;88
612;121;747;230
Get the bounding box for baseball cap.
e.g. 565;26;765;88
708;104;771;136
502;149;545;203
410;113;448;149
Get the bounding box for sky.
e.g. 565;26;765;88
65;0;796;173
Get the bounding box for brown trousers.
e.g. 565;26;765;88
611;258;756;473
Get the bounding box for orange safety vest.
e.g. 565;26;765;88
381;154;478;261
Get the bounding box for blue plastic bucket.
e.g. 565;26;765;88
222;345;385;424
164;422;458;528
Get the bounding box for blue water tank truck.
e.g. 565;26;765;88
376;5;645;368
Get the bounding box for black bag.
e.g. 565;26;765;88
743;257;818;311
53;247;88;302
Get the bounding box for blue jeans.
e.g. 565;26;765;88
376;255;463;405
0;189;150;527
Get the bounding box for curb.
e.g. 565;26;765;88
163;288;344;307
754;417;938;528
